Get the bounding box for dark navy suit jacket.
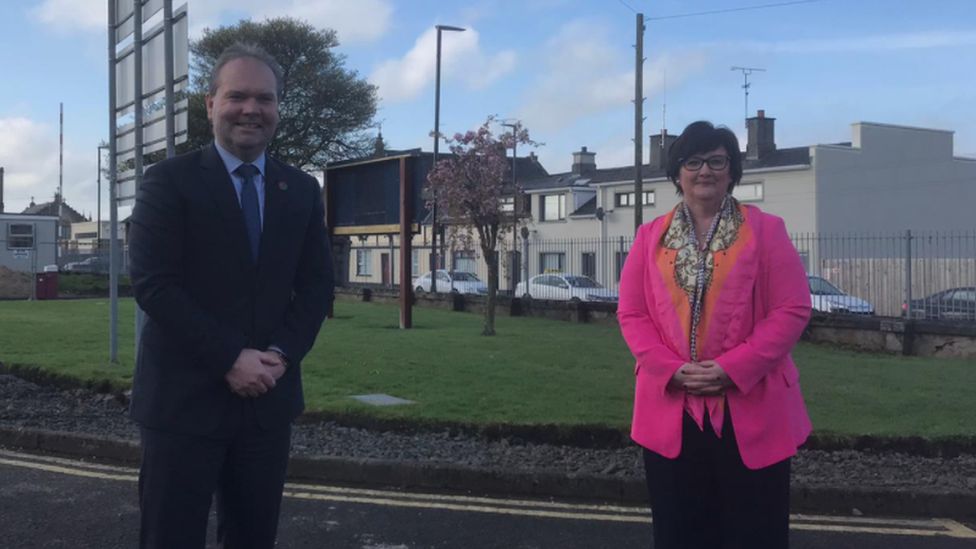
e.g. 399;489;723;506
128;144;333;434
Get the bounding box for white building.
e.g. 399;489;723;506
69;220;124;253
0;213;58;273
337;113;976;300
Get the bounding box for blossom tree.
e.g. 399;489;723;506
427;116;535;336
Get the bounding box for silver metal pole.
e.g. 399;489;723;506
108;0;119;363
133;0;145;357
58;102;64;264
430;25;465;293
904;229;913;318
163;0;176;158
633;13;644;233
511;135;517;293
96;146;102;247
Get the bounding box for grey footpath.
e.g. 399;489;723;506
1;426;974;521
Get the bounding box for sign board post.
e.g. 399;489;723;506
325;153;431;329
108;0;188;363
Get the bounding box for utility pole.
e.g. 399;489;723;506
731;66;765;125
633;13;645;233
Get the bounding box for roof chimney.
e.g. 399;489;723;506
571;146;596;175
373;132;385;157
649;130;677;170
746;109;776;160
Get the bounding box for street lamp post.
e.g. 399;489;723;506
501;121;520;294
430;24;465;293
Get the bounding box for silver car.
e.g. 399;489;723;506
808;275;874;315
413;270;488;295
516;273;618;302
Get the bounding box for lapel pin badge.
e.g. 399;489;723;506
278;181;288;191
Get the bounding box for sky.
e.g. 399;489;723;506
1;0;975;220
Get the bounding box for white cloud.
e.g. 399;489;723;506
732;30;976;54
31;0;393;44
244;0;393;44
29;0;105;33
0;117;97;216
369;27;517;104
517;20;707;133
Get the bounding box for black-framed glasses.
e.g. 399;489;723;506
681;155;730;171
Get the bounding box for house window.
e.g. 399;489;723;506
539;252;565;273
411;249;421;276
7;223;34;249
453;250;477;273
75;231;98;239
581;252;596;279
540;194;566;221
355;249;372;276
615;251;629;281
614;191;655;207
733;182;764;202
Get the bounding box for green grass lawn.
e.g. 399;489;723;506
0;298;972;438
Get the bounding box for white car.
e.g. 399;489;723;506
808;275;874;315
413;270;488;295
516;273;618;302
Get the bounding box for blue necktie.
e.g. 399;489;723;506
236;164;261;262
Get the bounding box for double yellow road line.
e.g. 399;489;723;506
1;448;973;539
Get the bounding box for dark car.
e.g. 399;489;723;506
904;287;976;321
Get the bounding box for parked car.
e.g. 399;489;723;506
413;270;488;295
515;273;618;302
903;287;976;321
63;256;107;273
807;275;874;315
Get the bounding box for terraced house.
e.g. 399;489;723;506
334;112;976;309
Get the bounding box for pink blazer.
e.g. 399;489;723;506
618;205;812;470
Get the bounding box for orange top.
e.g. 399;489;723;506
654;203;754;436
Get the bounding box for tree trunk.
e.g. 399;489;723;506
483;251;497;336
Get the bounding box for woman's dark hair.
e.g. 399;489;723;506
666;121;743;194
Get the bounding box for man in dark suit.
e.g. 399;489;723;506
128;42;333;548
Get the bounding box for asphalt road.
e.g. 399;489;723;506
1;448;974;549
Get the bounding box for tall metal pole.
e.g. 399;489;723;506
430;24;465;292
502;121;519;294
107;0;119;363
133;0;145;357
58;102;64;261
163;0;176;158
633;13;645;233
510;134;517;293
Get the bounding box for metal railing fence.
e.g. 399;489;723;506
345;230;976;322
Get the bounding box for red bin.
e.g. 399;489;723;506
35;273;59;300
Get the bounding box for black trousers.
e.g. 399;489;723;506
642;410;791;549
138;402;292;549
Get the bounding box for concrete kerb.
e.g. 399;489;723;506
2;426;974;521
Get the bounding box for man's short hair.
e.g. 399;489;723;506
208;42;284;98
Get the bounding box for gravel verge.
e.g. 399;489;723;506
2;374;975;500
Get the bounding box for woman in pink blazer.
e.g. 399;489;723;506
618;121;812;549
